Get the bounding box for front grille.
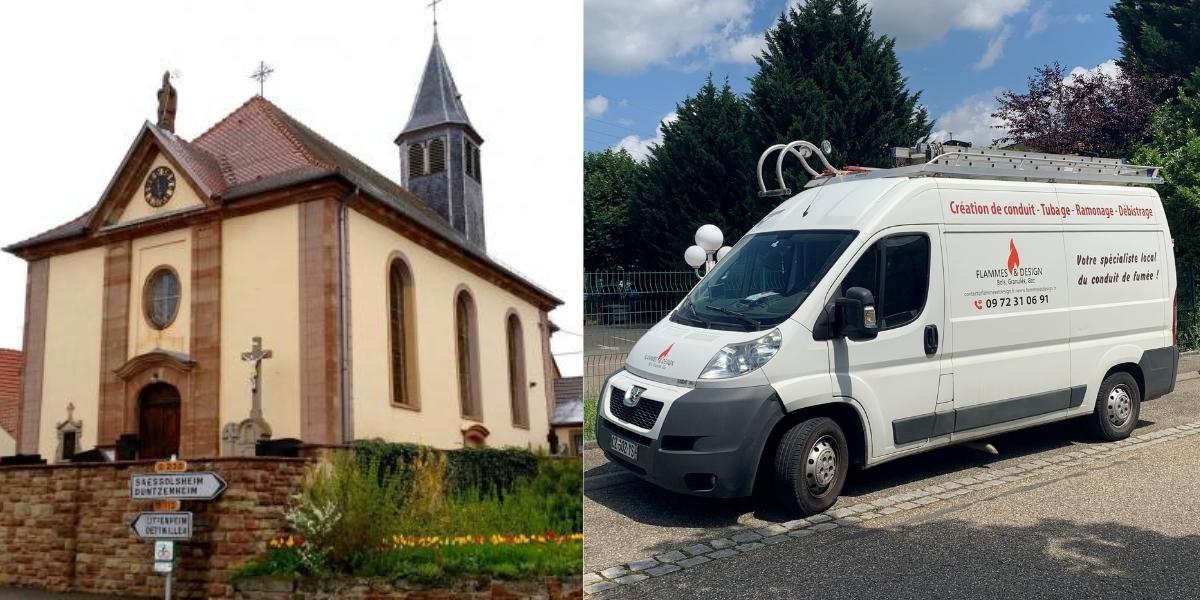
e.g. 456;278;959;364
600;417;652;445
609;386;664;430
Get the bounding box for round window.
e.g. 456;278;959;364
144;267;181;330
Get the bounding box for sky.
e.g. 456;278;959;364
0;0;583;375
584;0;1123;159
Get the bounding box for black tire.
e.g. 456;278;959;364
1086;371;1141;441
773;417;849;516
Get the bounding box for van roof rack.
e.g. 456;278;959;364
756;141;1163;196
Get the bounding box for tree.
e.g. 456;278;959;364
1132;77;1200;270
993;62;1158;157
629;77;765;270
583;148;641;271
748;0;930;185
1110;0;1200;87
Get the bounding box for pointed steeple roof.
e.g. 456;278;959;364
397;34;481;143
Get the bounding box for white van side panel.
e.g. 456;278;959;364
1063;228;1170;414
935;180;1073;438
942;227;1073;426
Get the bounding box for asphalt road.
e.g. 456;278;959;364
585;374;1200;598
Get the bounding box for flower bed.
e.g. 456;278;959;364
233;446;582;591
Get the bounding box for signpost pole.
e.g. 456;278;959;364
132;458;227;600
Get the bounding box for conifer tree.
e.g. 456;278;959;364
1110;0;1200;89
584;148;641;271
748;0;930;184
629;77;765;270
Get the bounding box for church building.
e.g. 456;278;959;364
3;36;562;461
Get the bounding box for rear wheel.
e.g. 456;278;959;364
773;417;849;515
1086;371;1140;441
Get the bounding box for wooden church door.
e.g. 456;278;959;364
138;382;181;459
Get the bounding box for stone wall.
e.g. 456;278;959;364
234;576;584;599
0;457;310;599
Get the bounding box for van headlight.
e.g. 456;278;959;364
699;329;782;379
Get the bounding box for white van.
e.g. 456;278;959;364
596;142;1179;515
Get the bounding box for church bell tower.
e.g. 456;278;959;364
396;34;486;251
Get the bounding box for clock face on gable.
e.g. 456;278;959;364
143;166;176;207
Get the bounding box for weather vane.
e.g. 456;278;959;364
427;0;444;29
250;61;274;97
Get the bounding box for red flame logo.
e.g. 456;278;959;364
1007;239;1020;273
658;344;674;360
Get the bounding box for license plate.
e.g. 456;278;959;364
609;434;639;462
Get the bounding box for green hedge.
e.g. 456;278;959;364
352;440;540;499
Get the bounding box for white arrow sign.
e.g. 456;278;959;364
130;472;227;501
130;511;193;540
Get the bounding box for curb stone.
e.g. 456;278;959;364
584;418;1200;595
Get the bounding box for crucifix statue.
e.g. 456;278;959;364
241;336;273;422
250;61;274;97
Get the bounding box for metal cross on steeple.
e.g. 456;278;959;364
427;0;444;29
250;61;274;97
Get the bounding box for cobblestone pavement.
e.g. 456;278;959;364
584;374;1200;597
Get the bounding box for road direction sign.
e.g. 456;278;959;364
131;472;227;500
130;511;193;540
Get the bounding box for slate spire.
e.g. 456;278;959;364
398;33;480;141
397;34;486;251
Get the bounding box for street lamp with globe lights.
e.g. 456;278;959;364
685;224;733;279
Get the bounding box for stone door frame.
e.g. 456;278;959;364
113;351;212;457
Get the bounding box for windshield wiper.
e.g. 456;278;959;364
683;301;710;327
704;305;761;329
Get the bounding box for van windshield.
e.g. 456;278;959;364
673;230;856;331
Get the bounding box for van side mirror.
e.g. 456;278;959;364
836;287;878;341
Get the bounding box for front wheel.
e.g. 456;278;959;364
773;417;849;516
1086;372;1141;441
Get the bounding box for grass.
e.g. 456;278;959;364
359;540;583;584
584;396;598;442
235;541;583;586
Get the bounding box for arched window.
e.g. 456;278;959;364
455;289;482;419
388;257;418;408
428;137;446;173
506;312;528;428
408;142;426;177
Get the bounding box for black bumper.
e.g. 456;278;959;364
1140;345;1179;401
595;379;784;498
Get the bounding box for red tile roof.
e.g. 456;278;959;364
4;96;560;307
0;348;22;438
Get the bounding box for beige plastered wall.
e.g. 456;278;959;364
552;425;582;455
0;429;13;457
347;209;551;449
38;247;106;460
115;154;205;225
219;205;302;442
128;229;192;357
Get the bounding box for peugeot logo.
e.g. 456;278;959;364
623;385;646;408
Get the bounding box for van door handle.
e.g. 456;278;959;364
924;324;939;356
